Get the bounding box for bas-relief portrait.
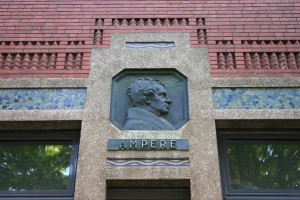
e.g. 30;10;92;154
124;77;174;130
110;69;189;131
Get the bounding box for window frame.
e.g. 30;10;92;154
217;129;300;200
0;130;80;200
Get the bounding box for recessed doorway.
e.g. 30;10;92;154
107;180;190;200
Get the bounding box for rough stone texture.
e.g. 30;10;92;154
1;33;299;200
0;121;82;130
0;110;85;121
211;77;300;87
214;109;300;119
72;33;221;200
0;78;87;88
216;120;300;129
107;179;190;187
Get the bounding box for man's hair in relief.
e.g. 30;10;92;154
126;77;165;106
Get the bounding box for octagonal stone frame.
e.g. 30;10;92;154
110;69;189;130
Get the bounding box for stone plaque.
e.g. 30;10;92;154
107;139;189;151
110;69;189;130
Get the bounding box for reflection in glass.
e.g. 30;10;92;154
227;140;300;190
0;141;72;191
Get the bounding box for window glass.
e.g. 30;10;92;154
0;131;79;200
0;141;73;192
226;140;300;190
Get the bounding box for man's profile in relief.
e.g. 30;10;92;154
123;77;174;130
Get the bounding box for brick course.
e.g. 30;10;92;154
0;0;299;78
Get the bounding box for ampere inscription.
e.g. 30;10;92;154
107;139;189;151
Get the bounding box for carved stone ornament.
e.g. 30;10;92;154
110;69;189;130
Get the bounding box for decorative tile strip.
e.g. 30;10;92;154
197;29;207;45
216;40;233;45
196;18;205;26
217;52;236;69
107;158;189;167
212;88;300;109
241;40;300;45
244;52;300;69
125;42;175;48
0;41;60;46
0;53;57;70
65;53;83;69
112;18;189;26
95;18;104;26
0;88;86;110
93;29;103;45
67;41;85;45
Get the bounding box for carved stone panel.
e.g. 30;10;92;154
110;69;189;130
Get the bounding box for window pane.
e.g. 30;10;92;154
0;141;73;191
226;140;300;190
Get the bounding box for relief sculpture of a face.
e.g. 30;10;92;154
123;77;174;130
110;69;189;131
149;83;172;115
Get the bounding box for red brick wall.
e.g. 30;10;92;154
0;0;299;78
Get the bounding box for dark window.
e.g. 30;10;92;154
218;129;300;200
107;180;190;200
108;188;190;200
0;130;79;200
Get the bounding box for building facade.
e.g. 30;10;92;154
0;1;300;200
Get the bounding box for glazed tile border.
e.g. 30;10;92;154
0;88;86;110
212;88;300;109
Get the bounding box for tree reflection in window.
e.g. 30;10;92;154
0;141;72;191
226;140;300;190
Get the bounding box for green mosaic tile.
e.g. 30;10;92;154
0;88;86;110
212;88;300;109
